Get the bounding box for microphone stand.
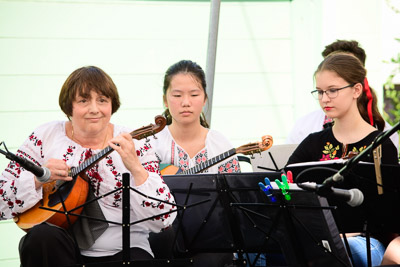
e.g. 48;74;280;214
322;120;400;187
321;120;400;267
0;141;15;161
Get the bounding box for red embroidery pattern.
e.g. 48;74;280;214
29;132;44;158
140;185;174;222
8;150;41;177
63;145;75;162
1;147;44;216
170;140;175;165
177;146;189;171
17;150;40;166
78;149;103;197
194;149;209;173
194;149;207;164
5;161;22;178
143;160;161;176
0;180;23;218
217;157;241;173
136;143;151;157
105;155;122;207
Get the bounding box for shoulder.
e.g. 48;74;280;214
207;129;233;145
146;127;171;147
207;129;231;141
383;121;399;152
286;109;325;144
19;121;65;152
292;128;333;155
205;129;234;153
30;121;65;138
155;127;170;138
361;130;385;143
305;127;333;141
286;128;330;165
359;130;398;164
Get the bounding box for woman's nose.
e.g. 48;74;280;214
321;91;331;102
181;95;190;106
89;100;100;112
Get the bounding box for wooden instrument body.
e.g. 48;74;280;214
14;175;88;231
160;165;183;175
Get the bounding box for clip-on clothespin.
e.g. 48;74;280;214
275;178;291;201
258;177;276;202
373;144;383;195
286;170;293;183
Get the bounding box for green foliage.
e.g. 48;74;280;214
383;38;400;157
383;38;400;126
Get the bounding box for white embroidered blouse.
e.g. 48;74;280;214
148;127;241;174
0;121;176;257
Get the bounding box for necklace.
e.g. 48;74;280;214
71;124;109;149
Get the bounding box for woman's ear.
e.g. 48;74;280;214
353;83;363;98
203;94;208;107
163;95;168;108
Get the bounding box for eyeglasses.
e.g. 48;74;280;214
311;83;355;100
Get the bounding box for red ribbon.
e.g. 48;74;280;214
363;77;374;126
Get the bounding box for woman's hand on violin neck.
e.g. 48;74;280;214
108;133;149;185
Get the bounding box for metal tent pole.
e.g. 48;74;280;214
204;0;221;127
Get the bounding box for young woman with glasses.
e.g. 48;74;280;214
285;40;399;153
286;52;398;267
287;52;397;165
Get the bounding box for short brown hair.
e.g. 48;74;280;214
59;66;120;119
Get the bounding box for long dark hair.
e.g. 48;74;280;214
315;53;385;130
162;60;209;128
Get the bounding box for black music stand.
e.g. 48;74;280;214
286;162;400;234
39;172;189;267
163;172;352;267
286;162;400;267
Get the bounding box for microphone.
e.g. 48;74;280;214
5;150;51;183
299;182;364;207
321;172;344;189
